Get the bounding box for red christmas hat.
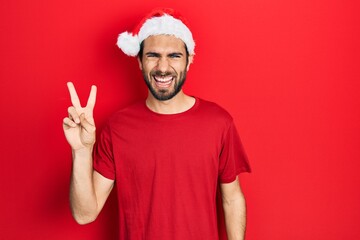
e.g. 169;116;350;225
117;8;195;57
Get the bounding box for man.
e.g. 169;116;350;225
63;8;250;240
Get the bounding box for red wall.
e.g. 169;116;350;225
1;0;359;239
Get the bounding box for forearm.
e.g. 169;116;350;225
70;147;98;224
222;192;247;240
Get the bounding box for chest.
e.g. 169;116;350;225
110;119;224;183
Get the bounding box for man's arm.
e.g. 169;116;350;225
70;148;114;224
220;176;247;240
63;82;114;224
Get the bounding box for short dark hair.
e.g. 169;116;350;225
138;39;190;62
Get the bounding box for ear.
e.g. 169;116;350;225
137;56;143;70
186;55;194;71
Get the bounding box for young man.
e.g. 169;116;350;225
63;8;250;240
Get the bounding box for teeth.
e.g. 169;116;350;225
154;76;173;82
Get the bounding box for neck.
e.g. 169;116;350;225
146;90;196;114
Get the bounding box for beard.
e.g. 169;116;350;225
142;68;187;101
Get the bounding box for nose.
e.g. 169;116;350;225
156;57;169;72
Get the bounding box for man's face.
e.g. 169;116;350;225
138;35;193;101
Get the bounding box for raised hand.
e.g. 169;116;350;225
63;82;97;151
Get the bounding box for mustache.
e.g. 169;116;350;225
151;70;176;77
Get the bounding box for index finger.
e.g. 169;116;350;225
67;82;82;108
86;85;97;110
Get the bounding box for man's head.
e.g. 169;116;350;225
116;8;195;101
138;35;193;101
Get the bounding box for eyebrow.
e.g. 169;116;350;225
145;52;184;57
145;52;161;57
168;52;183;57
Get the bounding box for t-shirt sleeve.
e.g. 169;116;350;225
93;122;116;180
218;121;251;183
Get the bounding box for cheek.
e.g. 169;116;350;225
143;61;158;72
171;61;187;71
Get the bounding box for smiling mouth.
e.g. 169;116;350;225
153;75;174;88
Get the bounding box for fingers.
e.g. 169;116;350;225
79;113;96;134
68;106;80;124
63;112;95;132
86;85;97;110
67;82;97;112
63;117;77;128
67;82;82;108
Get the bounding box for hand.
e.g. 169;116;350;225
63;82;97;151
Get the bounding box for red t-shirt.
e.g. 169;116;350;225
94;97;250;239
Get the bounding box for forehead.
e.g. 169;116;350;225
142;35;187;53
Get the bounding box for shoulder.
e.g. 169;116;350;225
105;100;147;126
196;97;234;122
112;100;146;117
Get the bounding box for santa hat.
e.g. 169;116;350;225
117;8;195;57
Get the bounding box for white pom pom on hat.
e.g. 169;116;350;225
117;32;140;56
116;8;195;57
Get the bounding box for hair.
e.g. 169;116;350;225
138;38;190;63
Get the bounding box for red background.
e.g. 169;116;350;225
1;0;359;239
